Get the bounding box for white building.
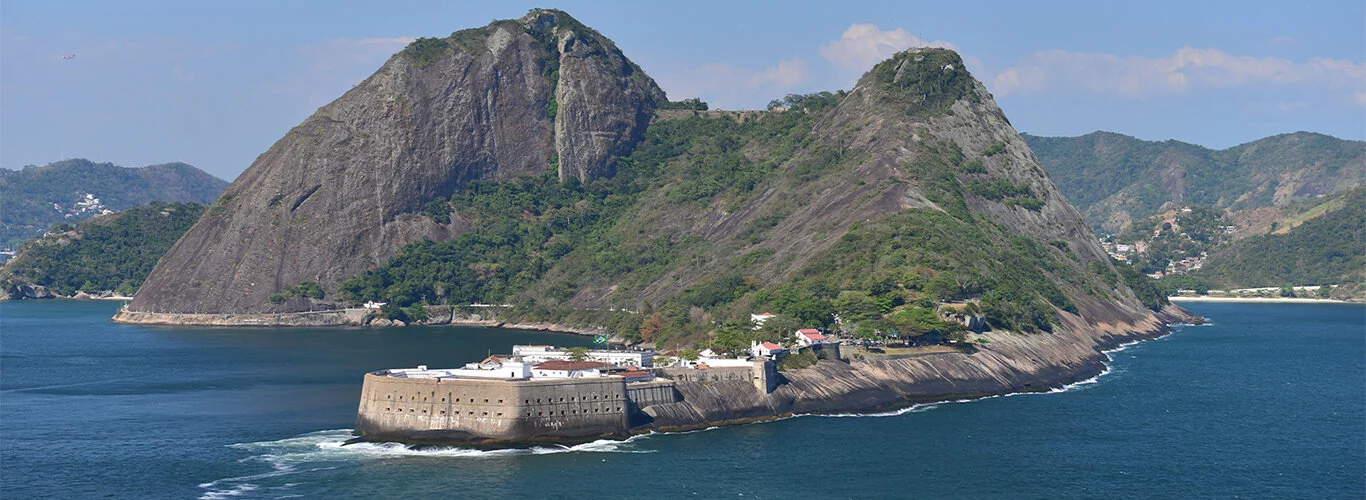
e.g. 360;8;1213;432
793;329;827;347
750;313;777;329
512;345;653;367
530;360;613;379
750;341;785;358
388;357;532;380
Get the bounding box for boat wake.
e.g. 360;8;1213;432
199;429;657;498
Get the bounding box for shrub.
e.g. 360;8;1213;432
983;142;1007;157
777;349;818;372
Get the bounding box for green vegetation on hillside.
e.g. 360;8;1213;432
1118;205;1230;275
1023;131;1365;232
868;49;978;116
339;86;1127;348
0;159;227;248
1;202;207;296
1193;189;1365;288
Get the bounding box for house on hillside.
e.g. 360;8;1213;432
750;341;786;359
793;329;826;347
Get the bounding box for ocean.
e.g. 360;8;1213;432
1;300;1362;499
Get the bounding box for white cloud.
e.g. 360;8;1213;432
992;47;1366;105
819;24;957;71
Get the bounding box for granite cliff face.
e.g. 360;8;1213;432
129;10;663;314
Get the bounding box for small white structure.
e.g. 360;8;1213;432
749;313;777;329
388;356;532;380
793;329;827;347
531;360;612;379
750;341;785;358
696;357;755;368
512;345;653;367
363;301;388;309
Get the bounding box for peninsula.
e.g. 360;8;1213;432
111;10;1203;443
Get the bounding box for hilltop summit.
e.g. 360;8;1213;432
129;10;664;314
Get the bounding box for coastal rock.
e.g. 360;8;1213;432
635;304;1202;432
1;284;55;300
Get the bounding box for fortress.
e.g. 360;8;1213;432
354;346;778;444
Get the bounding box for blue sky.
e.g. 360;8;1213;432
3;0;1362;181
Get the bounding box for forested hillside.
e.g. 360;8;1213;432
1194;188;1365;288
1;202;207;297
1023;131;1365;233
0;159;227;247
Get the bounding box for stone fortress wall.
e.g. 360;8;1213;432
355;359;779;443
355;373;630;442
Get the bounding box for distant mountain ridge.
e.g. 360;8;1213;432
1023;131;1366;233
0;159;228;247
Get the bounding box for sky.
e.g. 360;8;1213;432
2;0;1363;181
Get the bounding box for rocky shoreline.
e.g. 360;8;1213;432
630;304;1201;434
111;305;614;338
112;302;1202;445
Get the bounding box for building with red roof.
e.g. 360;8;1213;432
794;329;827;347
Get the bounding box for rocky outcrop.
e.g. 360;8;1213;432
542;11;665;181
125;9;662;316
1;283;55;300
637;304;1201;431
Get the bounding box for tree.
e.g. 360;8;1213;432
709;322;752;356
1279;284;1295;297
639;313;663;342
566;346;590;362
757;315;800;344
1318;284;1333;298
680;348;700;362
833;291;879;322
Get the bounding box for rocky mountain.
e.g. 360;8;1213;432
128;9;663;315
1023;131;1366;234
0;159;227;248
127;10;1177;346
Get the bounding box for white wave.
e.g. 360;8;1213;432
198;483;258;499
201;428;662;496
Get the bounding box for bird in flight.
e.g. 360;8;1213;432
61;54;75;60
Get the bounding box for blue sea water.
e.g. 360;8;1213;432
1;300;1362;499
